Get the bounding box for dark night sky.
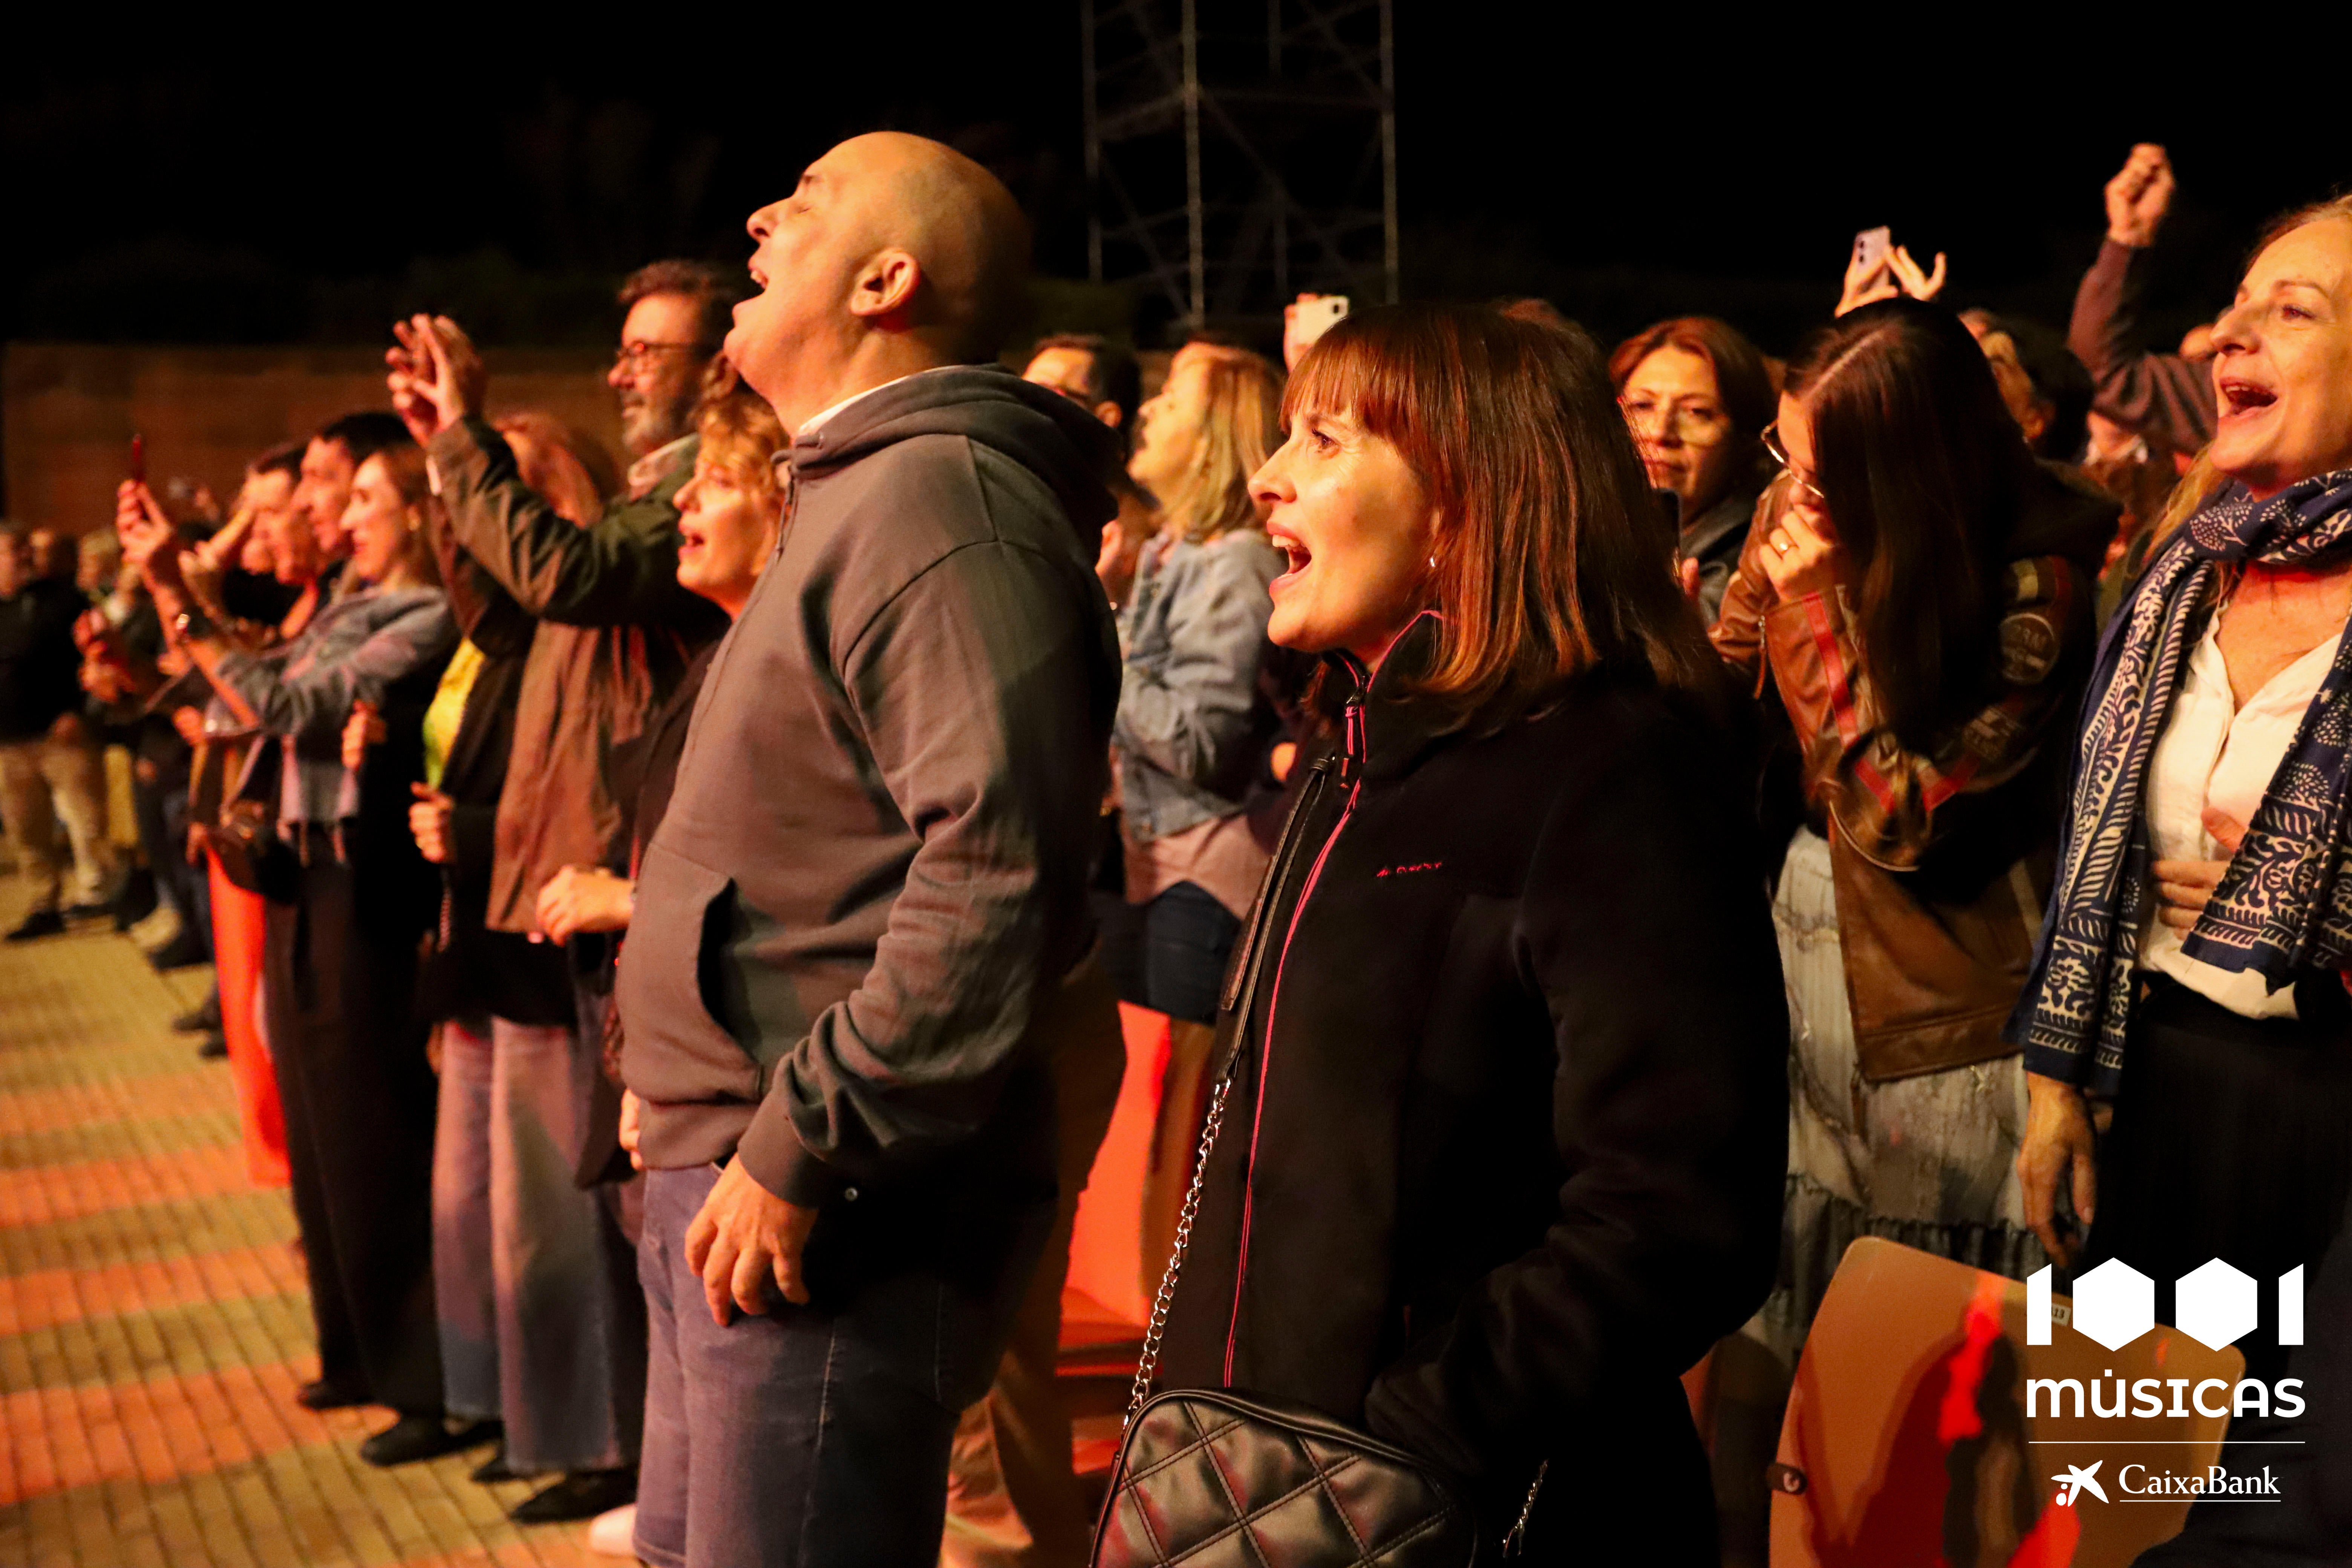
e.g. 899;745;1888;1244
5;8;2343;356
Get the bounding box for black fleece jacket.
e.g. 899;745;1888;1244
1157;620;1788;1558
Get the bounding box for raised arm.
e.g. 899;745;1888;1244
428;418;704;626
2068;144;2216;452
390;311;709;627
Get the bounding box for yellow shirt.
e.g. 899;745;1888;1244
421;639;487;790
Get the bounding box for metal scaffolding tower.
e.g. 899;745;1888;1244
1082;0;1397;337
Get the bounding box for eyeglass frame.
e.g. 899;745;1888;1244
612;340;717;373
1760;422;1826;505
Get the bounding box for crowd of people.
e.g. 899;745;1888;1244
3;133;2347;1566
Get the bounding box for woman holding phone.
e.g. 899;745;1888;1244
120;439;464;1467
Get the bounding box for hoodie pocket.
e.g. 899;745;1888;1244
616;839;766;1105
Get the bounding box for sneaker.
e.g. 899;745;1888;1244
130;905;181;951
196;1033;228;1060
586;1502;639;1556
5;910;66;943
173;991;223;1033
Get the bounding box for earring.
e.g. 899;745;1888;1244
1427;555;1436;569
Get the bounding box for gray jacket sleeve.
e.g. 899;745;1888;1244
211;599;455;746
732;539;1109;1203
1115;536;1282;788
428;419;696;628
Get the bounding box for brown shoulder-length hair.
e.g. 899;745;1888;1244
1783;300;2036;747
1285;302;1721;729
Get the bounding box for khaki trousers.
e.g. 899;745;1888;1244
942;967;1127;1568
0;735;118;912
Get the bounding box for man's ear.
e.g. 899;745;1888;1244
1095;401;1123;429
849;249;923;329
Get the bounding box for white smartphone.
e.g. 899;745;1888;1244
1851;227;1892;273
1288;294;1350;350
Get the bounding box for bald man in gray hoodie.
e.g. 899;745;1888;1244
613;133;1125;1568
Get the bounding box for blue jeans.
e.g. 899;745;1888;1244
635;1165;991;1568
430;1016;639;1473
1138;881;1241;1026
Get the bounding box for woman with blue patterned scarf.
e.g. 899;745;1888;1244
2013;194;2352;1562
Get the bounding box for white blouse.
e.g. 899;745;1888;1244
2137;611;2349;1019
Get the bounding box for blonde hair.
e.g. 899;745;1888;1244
1158;348;1284;542
695;388;789;506
2144;194;2352;555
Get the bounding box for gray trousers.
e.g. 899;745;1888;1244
432;1015;643;1473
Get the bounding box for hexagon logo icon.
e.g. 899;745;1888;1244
2072;1259;2155;1351
2175;1259;2258;1352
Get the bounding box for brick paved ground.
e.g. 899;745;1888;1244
0;874;603;1568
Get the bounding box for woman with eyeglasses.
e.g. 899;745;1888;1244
1611;317;1778;625
1709;300;2116;1378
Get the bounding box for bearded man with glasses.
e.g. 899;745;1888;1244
378;261;739;1524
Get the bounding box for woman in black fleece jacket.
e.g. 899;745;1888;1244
1153;304;1788;1562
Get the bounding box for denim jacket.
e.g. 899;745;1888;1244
1115;529;1284;843
216;584;455;824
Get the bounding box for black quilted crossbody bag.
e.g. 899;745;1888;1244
1088;1052;1487;1568
1090;761;1542;1568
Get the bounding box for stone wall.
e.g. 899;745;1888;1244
2;343;622;532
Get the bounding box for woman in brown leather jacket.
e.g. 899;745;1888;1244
1709;301;2115;1374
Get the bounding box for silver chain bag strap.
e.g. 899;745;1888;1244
1089;759;1543;1568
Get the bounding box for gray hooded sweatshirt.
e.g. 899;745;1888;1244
617;366;1122;1232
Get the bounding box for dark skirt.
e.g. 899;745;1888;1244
2081;973;2352;1382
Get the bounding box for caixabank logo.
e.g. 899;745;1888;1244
2026;1256;2304;1508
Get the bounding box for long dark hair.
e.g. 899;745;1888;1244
1286;302;1720;729
1785;300;2034;747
